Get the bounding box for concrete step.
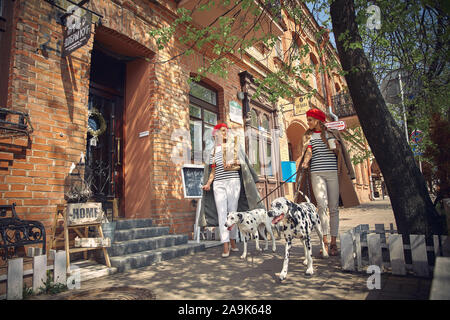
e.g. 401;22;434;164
110;242;206;273
68;260;118;283
114;226;169;242
115;218;153;230
108;234;188;257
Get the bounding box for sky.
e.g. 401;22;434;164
305;2;337;48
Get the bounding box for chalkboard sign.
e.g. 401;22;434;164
181;164;204;199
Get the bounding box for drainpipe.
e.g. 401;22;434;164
329;106;338;121
365;141;375;201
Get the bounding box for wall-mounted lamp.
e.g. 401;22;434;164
237;91;245;100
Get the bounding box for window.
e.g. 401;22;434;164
275;37;283;60
261;114;273;176
189;82;218;164
310;58;318;91
320;71;328;98
0;0;3;18
248;108;273;177
249;109;261;174
189;81;217;105
261;114;270;132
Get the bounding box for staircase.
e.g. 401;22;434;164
107;218;205;273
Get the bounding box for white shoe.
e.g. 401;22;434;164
231;247;239;252
222;251;230;258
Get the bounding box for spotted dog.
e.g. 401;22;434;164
268;196;328;280
225;209;276;259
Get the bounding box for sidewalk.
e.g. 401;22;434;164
31;198;432;300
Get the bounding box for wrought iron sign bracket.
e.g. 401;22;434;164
44;0;103;26
0;107;34;139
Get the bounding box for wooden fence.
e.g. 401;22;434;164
339;224;449;277
0;250;67;300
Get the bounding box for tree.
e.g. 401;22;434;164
330;0;446;235
354;0;450;204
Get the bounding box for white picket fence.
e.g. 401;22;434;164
0;250;67;300
339;224;449;277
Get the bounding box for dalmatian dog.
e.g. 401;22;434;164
268;196;328;280
225;209;276;259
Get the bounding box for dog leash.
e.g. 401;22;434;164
256;167;309;205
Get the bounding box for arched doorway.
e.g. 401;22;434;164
286;120;307;197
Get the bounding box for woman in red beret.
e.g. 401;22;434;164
200;122;264;258
296;108;359;256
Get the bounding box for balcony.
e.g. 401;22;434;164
332;92;357;118
177;0;285;40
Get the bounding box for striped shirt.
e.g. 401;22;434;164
209;146;240;181
309;132;338;172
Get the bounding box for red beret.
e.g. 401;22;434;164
213;123;228;130
212;123;228;135
306;108;326;122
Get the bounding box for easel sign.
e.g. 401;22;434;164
181;164;204;199
62;202;111;272
181;164;204;243
67;202;103;226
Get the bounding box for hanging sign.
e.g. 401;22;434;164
229;100;243;125
325;121;346;131
410;129;423;156
410;129;423;144
294;96;309;115
62;4;92;57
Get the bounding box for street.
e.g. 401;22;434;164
31;198;431;300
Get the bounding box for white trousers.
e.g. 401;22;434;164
213;179;241;243
311;171;340;238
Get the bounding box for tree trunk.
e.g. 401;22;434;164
330;0;445;235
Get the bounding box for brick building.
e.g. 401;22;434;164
0;0;372;257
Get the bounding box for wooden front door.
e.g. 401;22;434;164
86;48;125;217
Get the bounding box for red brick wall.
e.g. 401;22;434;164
1;0;249;243
1;0;93;245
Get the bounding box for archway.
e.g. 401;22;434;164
286;120;307;163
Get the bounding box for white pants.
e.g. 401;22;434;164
213;179;240;243
311;171;340;238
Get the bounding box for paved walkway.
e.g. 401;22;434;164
32;198;432;300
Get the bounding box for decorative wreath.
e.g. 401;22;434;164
87;108;107;137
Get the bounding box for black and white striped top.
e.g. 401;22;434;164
209;146;240;181
309;132;338;172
